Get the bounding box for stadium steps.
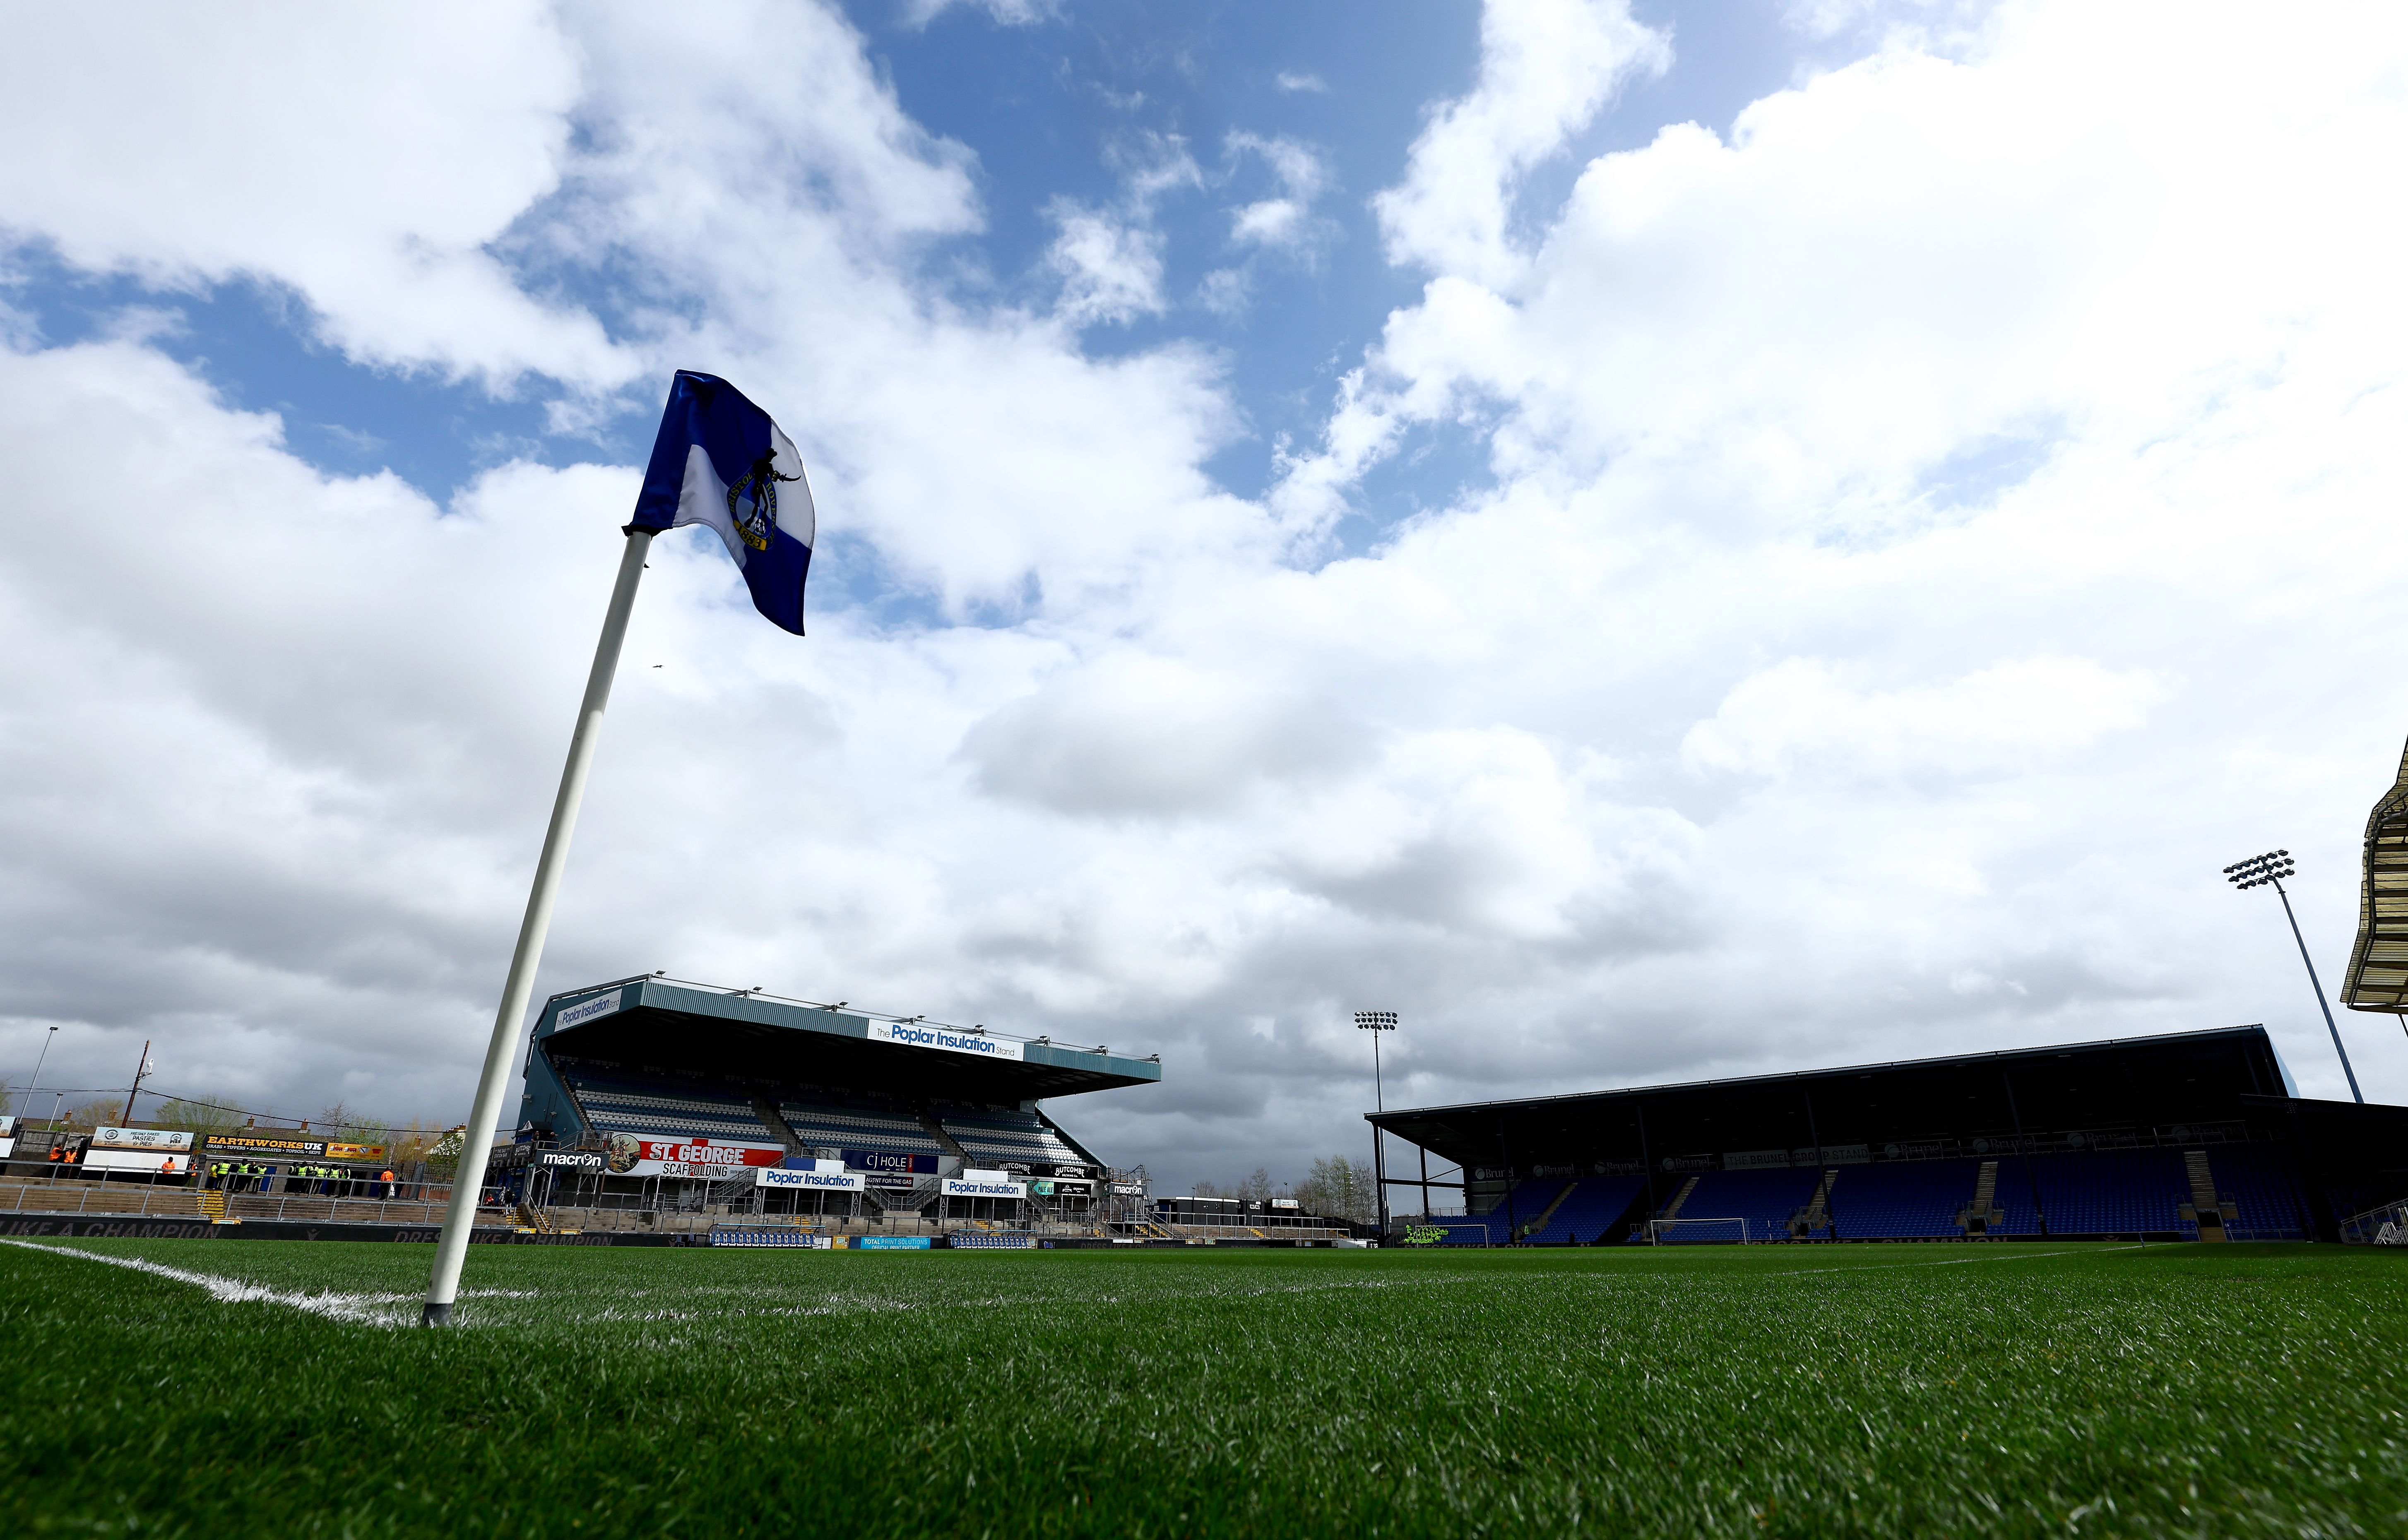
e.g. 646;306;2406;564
1793;1169;1840;1237
197;1189;227;1221
1658;1175;1700;1222
1516;1183;1578;1241
917;1112;971;1161
2179;1150;2229;1241
753;1096;806;1157
1958;1161;2006;1235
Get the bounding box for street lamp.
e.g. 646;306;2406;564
2225;850;2363;1103
1354;1011;1397;1238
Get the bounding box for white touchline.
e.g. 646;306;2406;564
0;1238;529;1326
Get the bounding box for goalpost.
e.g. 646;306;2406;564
1646;1216;1751;1244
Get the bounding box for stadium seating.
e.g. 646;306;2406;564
2205;1145;2309;1240
1424;1177;1562;1243
1987;1148;2191;1236
1653;1167;1821;1242
937;1106;1085;1167
563;1070;781;1144
1520;1175;1648;1244
776;1098;947;1156
1827;1159;1983;1240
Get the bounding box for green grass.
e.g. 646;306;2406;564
1;1240;2403;1537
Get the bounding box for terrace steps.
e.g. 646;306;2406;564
754;1096;806;1158
1517;1182;1578;1240
1792;1169;1840;1237
1958;1161;2005;1234
918;1113;971;1161
1657;1175;1700;1222
2180;1150;2228;1241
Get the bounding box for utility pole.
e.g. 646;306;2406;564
17;1023;58;1121
119;1039;154;1125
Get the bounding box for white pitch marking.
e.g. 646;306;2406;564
0;1238;532;1326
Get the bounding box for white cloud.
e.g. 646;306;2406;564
0;3;632;391
1371;0;1671;285
1045;202;1169;325
902;0;1060;27
6;0;2408;1189
1275;72;1330;94
1682;658;2176;779
1224;133;1334;255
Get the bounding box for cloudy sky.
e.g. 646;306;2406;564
4;0;2405;1187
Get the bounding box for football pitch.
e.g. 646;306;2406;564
2;1240;2402;1537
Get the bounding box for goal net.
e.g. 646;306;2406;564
1645;1216;1752;1244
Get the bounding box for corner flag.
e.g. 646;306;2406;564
625;370;816;634
422;370;810;1325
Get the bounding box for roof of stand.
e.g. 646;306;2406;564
1369;1026;2321;1172
529;977;1162;1102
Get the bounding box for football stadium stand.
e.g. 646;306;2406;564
506;976;1156;1237
1373;1026;2408;1245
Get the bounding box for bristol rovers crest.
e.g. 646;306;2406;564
727;450;799;553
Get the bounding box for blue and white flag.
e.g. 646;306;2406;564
625;370;815;635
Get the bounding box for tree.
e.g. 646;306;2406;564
1293;1156;1376;1225
59;1097;124;1131
1237;1166;1275;1203
150;1098;243;1141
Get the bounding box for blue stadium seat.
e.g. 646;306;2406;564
1654;1168;1821;1242
1827;1159;1982;1239
1520;1176;1648;1244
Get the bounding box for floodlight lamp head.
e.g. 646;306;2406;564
1354;1010;1399;1032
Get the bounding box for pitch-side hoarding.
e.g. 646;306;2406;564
601;1134;786;1178
942;1175;1028;1199
94;1127;195;1151
207;1134;327;1158
756;1167;866;1192
84;1149;190;1173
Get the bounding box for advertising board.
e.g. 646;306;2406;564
600;1135;786;1178
538;1151;606;1171
941;1176;1028;1200
855;1236;933;1249
556;989;623;1028
756;1166;866;1192
208;1134;327;1158
865;1021;1024;1062
94;1128;195;1151
0;1138;12;1159
843;1150;941;1175
85;1149;190;1173
325;1143;389;1161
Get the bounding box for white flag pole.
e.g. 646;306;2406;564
423;529;654;1326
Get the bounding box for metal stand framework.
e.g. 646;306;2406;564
423;530;654;1326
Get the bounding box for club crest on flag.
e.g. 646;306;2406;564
624;370;817;635
728;450;797;553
